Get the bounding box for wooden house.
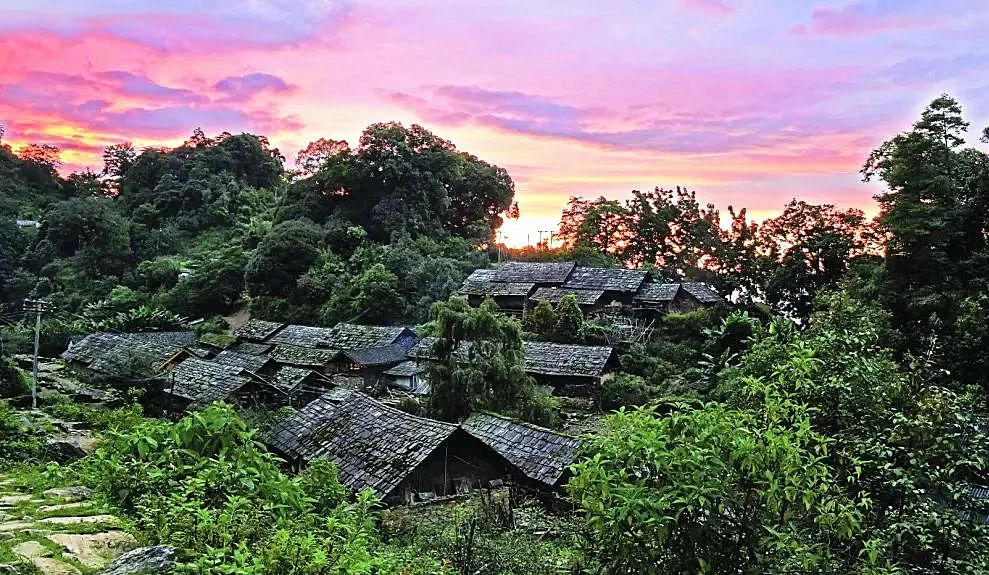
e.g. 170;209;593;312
462;412;581;493
528;287;604;312
383;360;430;395
266;390;508;505
562;266;648;307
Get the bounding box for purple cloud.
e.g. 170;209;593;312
792;1;940;37
214;73;291;101
677;0;732;15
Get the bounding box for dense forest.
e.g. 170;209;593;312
2;95;989;574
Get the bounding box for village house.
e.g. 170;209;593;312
528;286;605;312
461;411;581;493
632;281;726;317
408;337;615;396
158;356;263;413
383;360;430;395
266;390;508;505
561;266;648;307
459;269;535;315
62;331;197;376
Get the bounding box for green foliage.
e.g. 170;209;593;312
427;296;554;424
82;403;439;574
599;373;657;410
569;397;865;574
0;400;43;461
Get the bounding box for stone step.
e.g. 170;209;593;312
48;531;137;569
39;515;119;526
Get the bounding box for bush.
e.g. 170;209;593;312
600;373;656;410
0;400;43;461
81;402;445;574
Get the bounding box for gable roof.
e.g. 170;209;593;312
495;261;576;284
267;324;337;348
522;341;613;378
459;281;536;298
300;392;460;497
409;337;612;379
462;268;497;286
62;332;186;373
635;283;681;303
342;344;408;367
529;287;604;306
462;412;581;486
166;357;250;404
213;349;272;373
265;388;356;459
232;319;285;342
270;344;340;368
681;282;725;304
384;360;427;377
323;323;412;351
267;365;329;395
563;266;648;293
227;342;273;356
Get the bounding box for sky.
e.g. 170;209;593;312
1;0;988;246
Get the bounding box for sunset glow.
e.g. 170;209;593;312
2;0;987;246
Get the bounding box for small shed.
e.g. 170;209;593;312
522;341;615;395
383;360;430;395
462;412;581;491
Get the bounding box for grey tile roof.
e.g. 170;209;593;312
495;261;576;284
383;360;427;377
529;287;604;306
459;281;536;298
410;338;612;379
301;392;459;497
681;282;725;304
635;283;682;303
265;389;356;459
232;319;285;342
62;332;185;373
342;344;408;367
125;331;198;347
267;324;337;347
213;349;272;373
523;341;613;378
268;365;330;395
166;357;249;404
227;342;273;356
323;323;412;351
270;344;340;368
563;266;648;293
462;412;581;486
463;268;497;284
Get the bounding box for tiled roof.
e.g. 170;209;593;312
267;324;337;348
563;266;648;293
213;349;272;372
268;365;329;395
62;332;185;373
681;282;725;304
462;412;581;486
270;344;340;368
459;281;535;298
495;261;576;284
265;388;356;459
529;287;604;306
232;319;285;342
635;283;681;303
342;344;408;367
301;392;459;497
383;360;427;377
523;341;613;378
410;337;612;379
463;268;497;284
166;357;249;404
227;342;273;356
323;323;411;351
125;331;198;347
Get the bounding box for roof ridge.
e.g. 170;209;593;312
468;410;580;439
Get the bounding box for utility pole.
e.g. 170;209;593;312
24;299;51;409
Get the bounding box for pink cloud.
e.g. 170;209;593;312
677;0;732;15
791;2;940;37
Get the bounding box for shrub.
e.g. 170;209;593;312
0;400;43;461
600;373;656;410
